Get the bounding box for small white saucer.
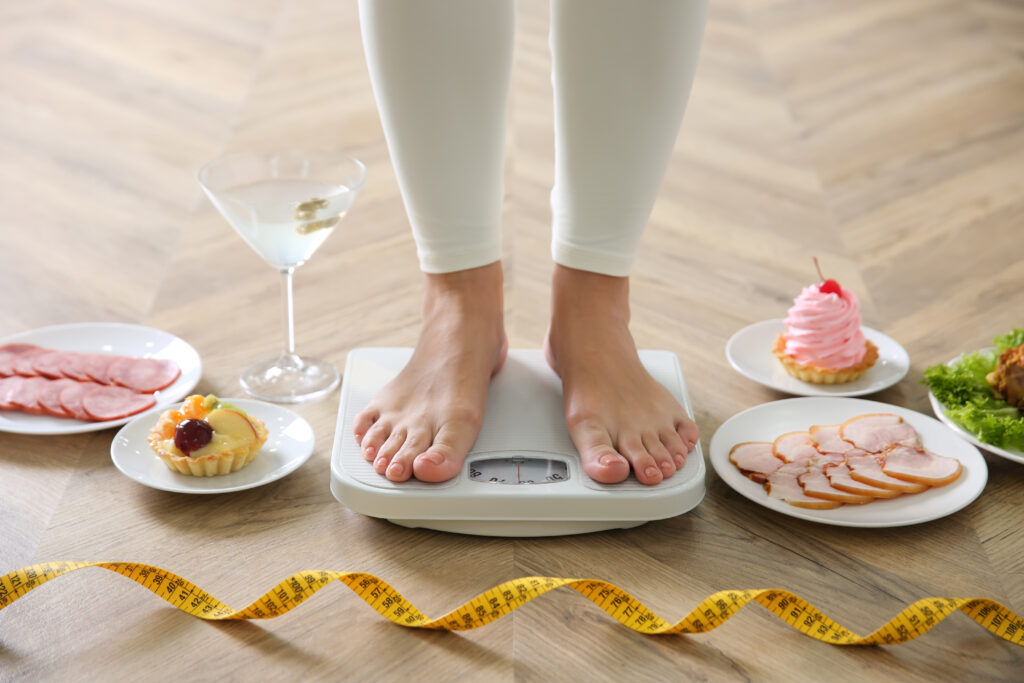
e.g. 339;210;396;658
111;398;314;494
726;319;910;397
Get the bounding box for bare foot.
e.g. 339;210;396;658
544;265;699;486
353;262;507;482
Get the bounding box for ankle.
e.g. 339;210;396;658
550;264;631;327
422;262;505;321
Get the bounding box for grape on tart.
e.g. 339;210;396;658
147;394;268;476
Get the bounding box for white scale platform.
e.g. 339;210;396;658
330;348;705;537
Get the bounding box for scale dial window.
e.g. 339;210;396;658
469;457;569;485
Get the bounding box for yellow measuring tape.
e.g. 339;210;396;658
1;561;1021;646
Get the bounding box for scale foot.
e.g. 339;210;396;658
387;519;648;537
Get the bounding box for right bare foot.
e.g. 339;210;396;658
352;262;507;482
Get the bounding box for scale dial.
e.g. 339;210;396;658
468;457;569;485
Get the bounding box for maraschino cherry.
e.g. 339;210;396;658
814;257;842;295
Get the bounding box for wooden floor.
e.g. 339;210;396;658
2;0;1023;679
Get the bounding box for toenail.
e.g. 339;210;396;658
644;466;661;479
374;456;386;468
418;452;443;465
674;454;686;467
660;462;674;474
364;446;376;458
387;463;404;477
599;453;622;466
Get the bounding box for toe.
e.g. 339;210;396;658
568;418;630;484
353;408;379;447
619;435;662;485
676;416;700;452
660;429;688;468
375;427;407;473
390;428;431;477
412;420;478;483
385;458;412;482
361;418;392;461
643;432;675;478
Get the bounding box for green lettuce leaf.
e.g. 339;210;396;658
923;328;1024;451
994;327;1024;352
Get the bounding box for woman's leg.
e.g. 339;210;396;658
545;0;708;485
355;0;513;482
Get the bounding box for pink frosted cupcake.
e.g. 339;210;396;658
772;268;877;384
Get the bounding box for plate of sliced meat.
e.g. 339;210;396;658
0;323;201;435
708;397;987;527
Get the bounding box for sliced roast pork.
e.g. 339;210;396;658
729;442;783;483
846;454;928;493
809;424;857;455
881;445;962;487
839;413;920;453
772;431;821;463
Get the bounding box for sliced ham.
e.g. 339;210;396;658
846;454;928;493
59;352;95;381
0;352;13;377
824;462;901;499
809;424;856;455
32;351;70;379
13;348;48;377
729;442;782;483
798;469;875;504
840;413;920;453
776;459;811;475
59;381;104;421
765;471;842;509
107;357;180;393
8;376;49;413
36;378;78;417
881;445;962;487
0;376;23;409
0;345;40;376
772;431;821;463
81;385;155;421
84;354;124;384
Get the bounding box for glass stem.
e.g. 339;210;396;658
280;267;299;365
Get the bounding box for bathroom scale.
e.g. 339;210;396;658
330;348;706;537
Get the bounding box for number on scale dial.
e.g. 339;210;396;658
468;457;570;485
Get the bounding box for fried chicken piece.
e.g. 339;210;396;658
987;345;1024;408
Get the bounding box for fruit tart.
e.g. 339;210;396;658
772;261;878;384
147;394;268;476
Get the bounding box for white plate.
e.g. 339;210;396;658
926;350;1024;465
110;398;314;494
725;319;910;397
708;397;987;527
0;323;202;435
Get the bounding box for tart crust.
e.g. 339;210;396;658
772;334;878;385
147;402;268;477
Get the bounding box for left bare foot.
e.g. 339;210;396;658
544;265;699;485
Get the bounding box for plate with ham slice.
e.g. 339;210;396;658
709;397;987;527
0;323;201;435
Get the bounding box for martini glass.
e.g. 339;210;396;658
198;150;367;402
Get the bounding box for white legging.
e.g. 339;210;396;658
359;0;707;276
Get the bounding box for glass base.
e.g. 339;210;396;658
239;353;339;403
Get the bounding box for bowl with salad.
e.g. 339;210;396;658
924;328;1024;464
